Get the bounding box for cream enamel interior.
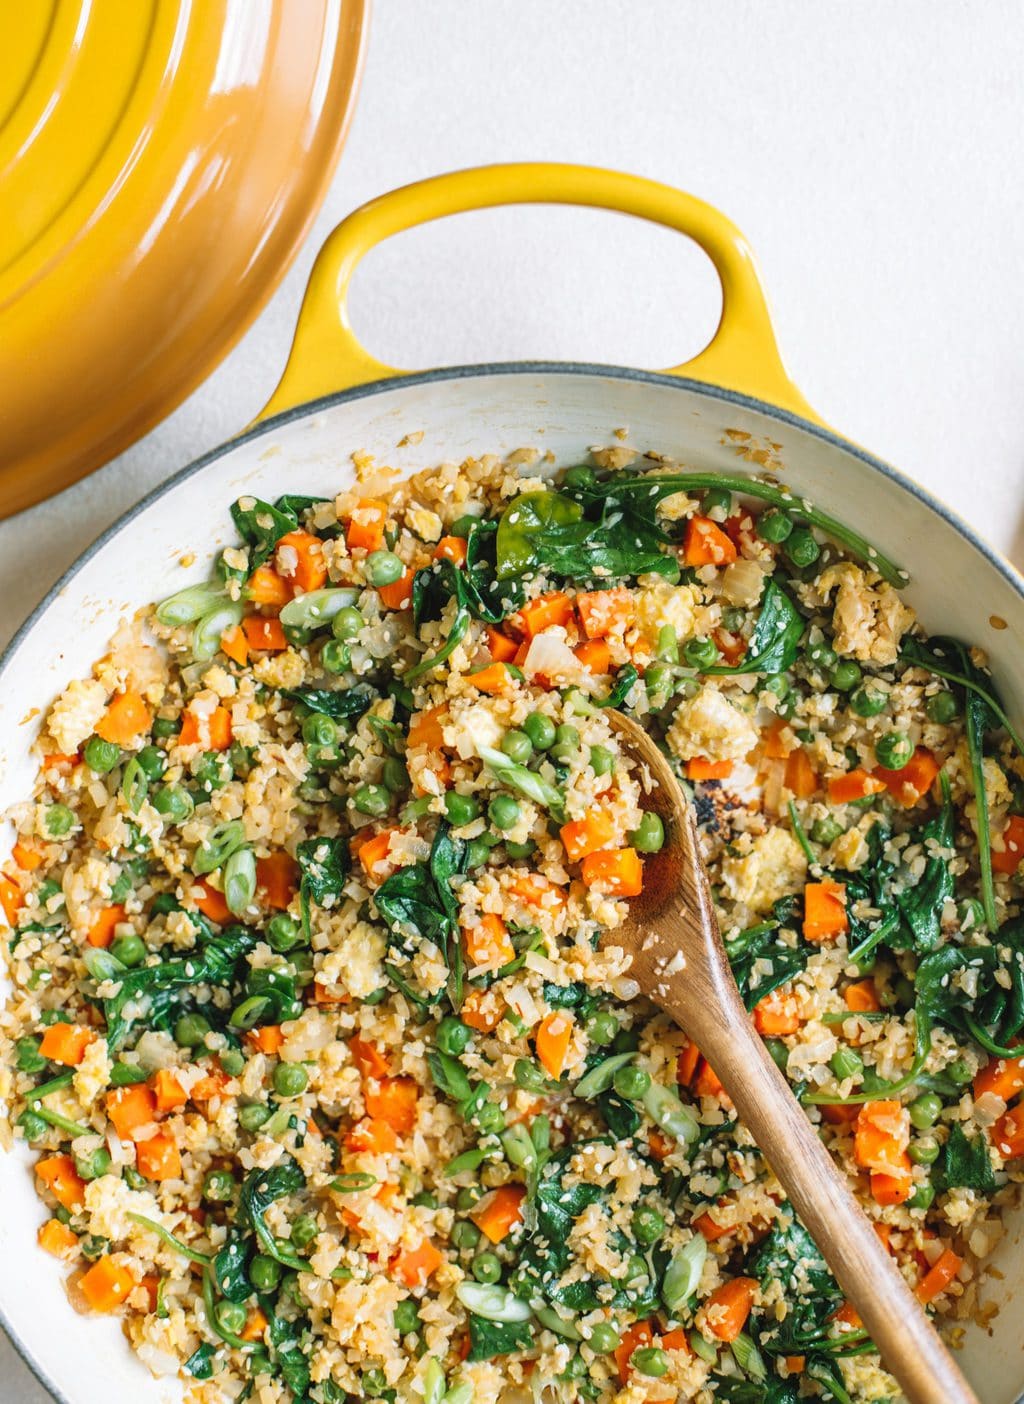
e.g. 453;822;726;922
1;366;1022;1403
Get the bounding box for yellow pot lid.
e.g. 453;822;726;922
0;0;367;519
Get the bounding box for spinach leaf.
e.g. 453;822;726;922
728;896;808;1010
213;1232;251;1304
296;835;349;939
596;1089;642;1138
706;581;804;677
543;981;601;1020
495;487;678;585
374;824;468;1008
936;1123;997;1193
916;919;1024;1057
596;663;640;709
751;1219;839;1308
466;1314;534;1361
893;771;954;953
268;1312;312;1397
715;1382;800;1404
239;1158;306;1271
274;493;325;520
185;1343;217;1379
902;635;1024;753
234;964;303;1028
231;497;300;573
282;687;376;722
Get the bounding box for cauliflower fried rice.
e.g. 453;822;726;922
2;446;1023;1403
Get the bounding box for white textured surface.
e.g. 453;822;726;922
3;1;1024;1397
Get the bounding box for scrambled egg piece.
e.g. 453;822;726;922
721;827;808;915
667;685;758;763
816;563;913;665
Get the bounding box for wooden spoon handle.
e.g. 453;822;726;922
680;996;979;1404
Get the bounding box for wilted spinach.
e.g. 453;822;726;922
239;1158;306;1271
231;497;301;574
916;919;1024;1058
282;687;377;722
374;824;468;1008
706;581;804;677
296;835;350;939
936;1123;996;1193
466;1314;534;1362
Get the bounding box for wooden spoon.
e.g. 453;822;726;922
607;711;979;1404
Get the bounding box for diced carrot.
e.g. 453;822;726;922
560;811;615;862
844;979;881;1013
694;1207;734;1241
87;903;126;949
408;704;448;752
854;1101;911;1176
485;626;519;662
803;880;848;942
992;814;1024;876
460;988;503;1033
80;1256;136;1312
345;1117;398;1154
660;1328;691;1356
677;1041;701;1086
241;1306;269;1342
576;587;632;639
38;1218;78;1259
827;769;888;805
312;979;350;1006
831;1300;863;1329
151;1069;188;1113
180;703;232;750
392;1236;444;1288
246;565;293;607
256;851;299;910
694;1059;733;1106
510;591;575;640
784;1356;806;1374
574;639;611;674
95;690;151;747
277;530;328;593
0;873;23;926
991;1105;1024;1160
11;840;44;871
472;1184;526;1244
434;535;468;566
219;623;249;666
535;1010;574;1079
916;1248;963;1304
821;1103;859;1125
378;568;415;611
784;748;818;798
703;1277;757;1341
135;1130;182;1182
713;627;747;665
874;747;940;809
242;615;288;652
871;1164;913;1205
467;662;512;695
35;1155;87;1212
191;1068;230;1103
247;1025;284;1056
974;1046;1024;1102
107;1084;158;1142
762;719;793;760
39;1023;93;1067
615;1320;654;1384
505;872;567;911
365;1076;419;1135
753;986;802;1036
686;757;733;781
683;515;738;567
358;828;402;886
194;878;231;924
648;1129;673;1161
463;913;515;969
350;1037;391;1080
346;499;387;552
40;752;80;774
580;847;643;897
874;1222;894;1252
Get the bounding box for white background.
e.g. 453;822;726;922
3;0;1024;1396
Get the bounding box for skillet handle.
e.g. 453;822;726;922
257;162;823;424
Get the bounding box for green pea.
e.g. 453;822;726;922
175;1013;211;1049
909;1138;940;1166
830;660;862;692
633;1347;669;1378
551;723;580;762
758;508;793;543
632;1206;666;1245
588;1322;621;1353
514;1058;548;1092
613;1065;652;1100
220;1049;246;1077
451;1220;481;1251
811;817;844;846
585;1011;619;1047
907;1183;935;1211
192;751;233;792
682;637;718;670
250;1254;281;1291
273;1062;309;1098
444;791;481;826
946;1058;974;1086
466;839;492;869
488;794;520;832
15;1036;46;1074
764;673;791;700
151;716;181;739
450;514;480;537
472;1251;502;1284
523;712;557;750
382;757;409;794
437;1017;472;1056
702;487;732;517
84;736;121;774
808;641;838;670
644;662;676;697
612;1025;642;1055
456;1186;481;1211
203;1169;236;1203
830;1047;863;1080
137;745;167;781
152;785;194;823
764;1038;789;1071
476;1102;505;1135
504;839;536;859
926;690;958;724
411;1191;438;1209
564;465;597;489
291;1213;319;1250
588;745;615;777
394;1300;421;1334
42;804;75;839
909;1093;943;1131
321;640;351;674
267;913;302;952
303;714;337;747
629;813;664;854
783;526;820;568
110;934;146;967
217;1301;247;1336
365;550;404;586
850;685;887;718
353;784;391;817
875;732;913;770
18;1111;48;1143
501;729;534;764
332;606;364;641
238;1103;271;1132
74;1147;112;1181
